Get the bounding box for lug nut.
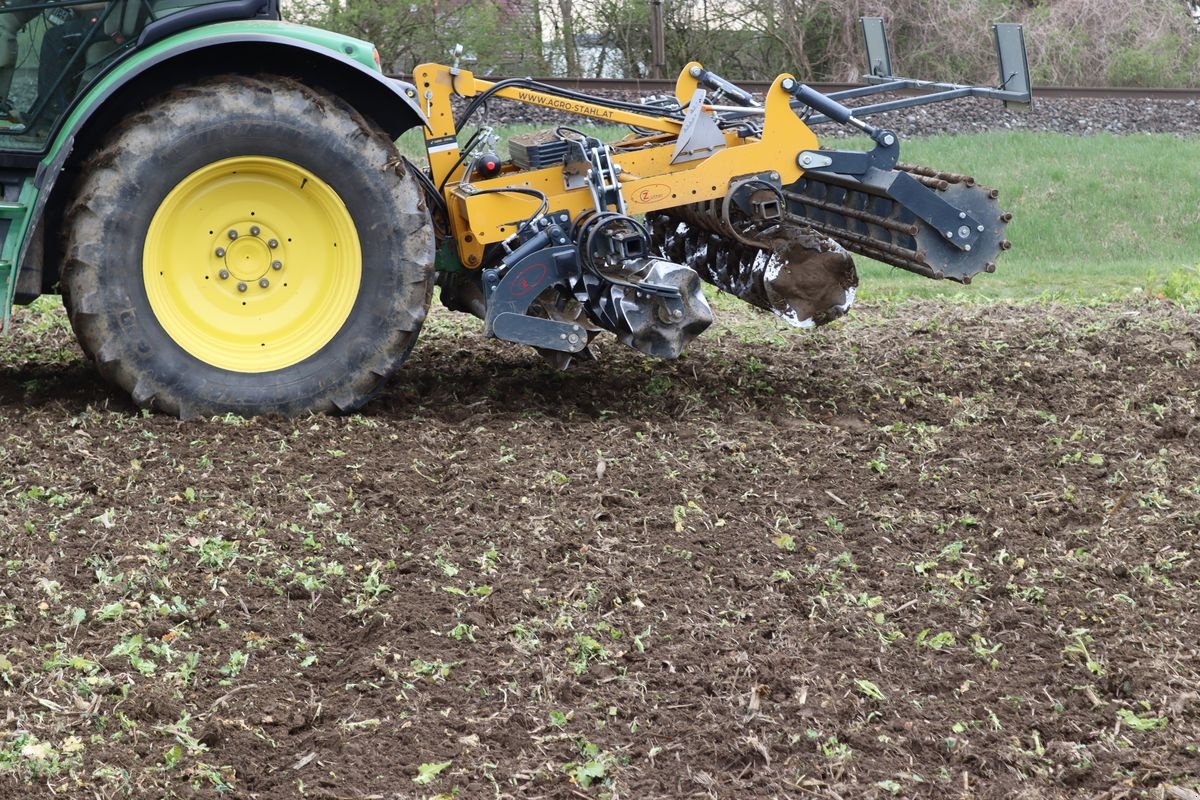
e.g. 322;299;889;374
271;260;282;270
250;225;260;236
218;269;229;279
228;229;238;240
268;239;278;248
259;278;270;288
215;247;226;258
237;282;247;292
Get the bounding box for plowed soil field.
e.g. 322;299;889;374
2;297;1199;799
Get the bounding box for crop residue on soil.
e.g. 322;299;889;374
1;299;1198;799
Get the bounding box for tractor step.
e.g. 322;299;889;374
0;199;28;330
0;260;13;332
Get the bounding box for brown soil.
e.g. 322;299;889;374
1;298;1198;799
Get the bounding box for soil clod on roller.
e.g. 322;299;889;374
651;214;859;329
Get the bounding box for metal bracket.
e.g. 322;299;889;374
482;229;588;352
860;169;983;251
563;135;628;213
671;89;727;164
797;152;834;170
797;134;898;177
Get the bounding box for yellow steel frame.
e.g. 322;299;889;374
411;61;820;268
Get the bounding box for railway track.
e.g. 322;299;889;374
394;75;1200;102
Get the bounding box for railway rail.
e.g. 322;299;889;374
394;75;1200;102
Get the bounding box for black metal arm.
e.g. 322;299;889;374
689;66;758;108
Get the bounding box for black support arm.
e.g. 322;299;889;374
689;66;758;108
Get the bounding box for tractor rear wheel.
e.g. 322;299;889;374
62;75;434;418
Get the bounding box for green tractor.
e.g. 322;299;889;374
0;3;1028;418
1;0;432;417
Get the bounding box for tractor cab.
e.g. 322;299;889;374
0;0;278;149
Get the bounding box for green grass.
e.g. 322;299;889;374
402;123;1200;304
855;132;1200;302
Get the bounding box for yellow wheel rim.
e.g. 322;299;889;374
143;156;362;373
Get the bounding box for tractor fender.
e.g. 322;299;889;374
25;27;428;295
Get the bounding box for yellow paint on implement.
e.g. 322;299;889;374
143;156;362;373
412;62;818;268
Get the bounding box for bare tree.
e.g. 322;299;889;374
557;0;580;75
394;0;1199;85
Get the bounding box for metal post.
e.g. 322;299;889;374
650;0;665;79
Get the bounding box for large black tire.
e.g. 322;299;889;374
62;75;435;419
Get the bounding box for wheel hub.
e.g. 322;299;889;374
218;225;284;286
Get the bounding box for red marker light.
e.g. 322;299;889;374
476;153;502;179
